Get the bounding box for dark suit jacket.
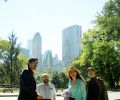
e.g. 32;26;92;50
18;68;38;100
87;77;108;100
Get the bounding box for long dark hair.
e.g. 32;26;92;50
28;58;38;67
69;70;84;81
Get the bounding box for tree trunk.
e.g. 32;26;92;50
108;73;115;89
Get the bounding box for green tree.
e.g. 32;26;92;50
93;0;120;88
14;53;28;86
0;39;10;84
0;39;10;59
3;32;20;85
72;0;120;89
51;71;61;88
60;72;69;89
0;32;28;86
51;71;68;89
92;41;120;89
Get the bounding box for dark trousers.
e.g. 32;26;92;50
41;99;51;100
69;97;75;100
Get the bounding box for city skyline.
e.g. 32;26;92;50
0;0;108;59
62;25;81;66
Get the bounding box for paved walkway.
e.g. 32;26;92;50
0;91;120;100
107;91;120;100
0;96;63;100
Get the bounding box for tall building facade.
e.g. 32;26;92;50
62;25;82;67
27;39;32;58
42;50;53;69
20;48;29;58
53;56;65;72
42;50;54;72
32;32;42;70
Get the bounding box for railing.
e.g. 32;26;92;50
0;84;16;93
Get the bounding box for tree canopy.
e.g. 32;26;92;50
0;32;28;86
72;0;120;89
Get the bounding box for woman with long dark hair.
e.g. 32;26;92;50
65;66;86;100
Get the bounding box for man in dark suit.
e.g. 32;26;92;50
86;67;109;100
18;58;42;100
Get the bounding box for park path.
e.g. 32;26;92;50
0;91;120;100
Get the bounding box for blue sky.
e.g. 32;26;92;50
0;0;108;59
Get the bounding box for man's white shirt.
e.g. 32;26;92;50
36;83;56;99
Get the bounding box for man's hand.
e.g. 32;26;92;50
37;95;42;100
53;96;56;100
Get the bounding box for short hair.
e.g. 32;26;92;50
87;67;96;72
41;73;49;78
28;58;38;66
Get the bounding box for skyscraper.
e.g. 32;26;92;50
53;54;65;72
32;32;42;70
27;39;32;58
20;48;29;58
62;25;82;67
42;50;53;70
